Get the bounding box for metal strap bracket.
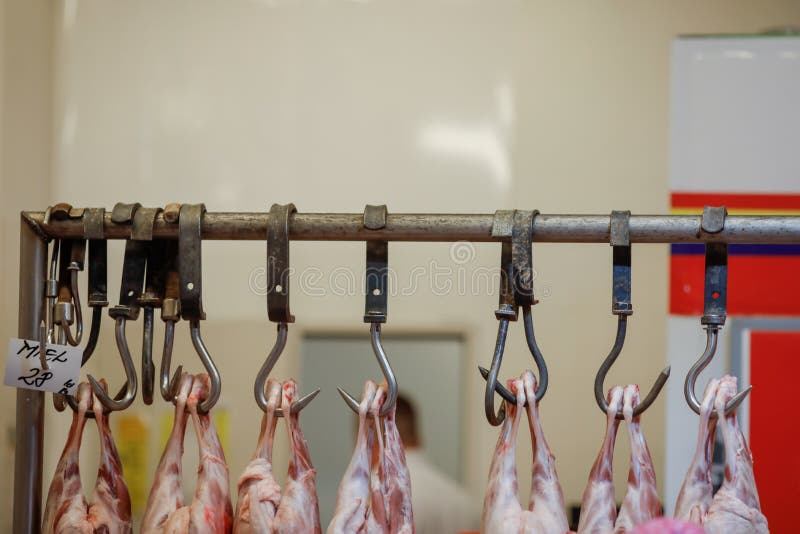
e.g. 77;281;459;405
83;208;106;240
178;204;206;321
111;202;142;224
511;210;537;308
699;206;728;326
108;240;147;320
131;207;161;241
701;242;728;327
700;205;727;235
492;210;516;320
267;203;296;323
364;205;388;323
610;210;633;316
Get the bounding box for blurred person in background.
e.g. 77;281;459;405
394;394;479;534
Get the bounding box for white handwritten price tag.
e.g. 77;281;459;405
4;338;82;395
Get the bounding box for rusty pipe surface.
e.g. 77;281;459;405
22;211;800;243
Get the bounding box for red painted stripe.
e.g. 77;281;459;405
671;191;800;210
749;331;800;534
669;255;800;315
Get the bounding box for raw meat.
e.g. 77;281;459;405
234;378;322;533
327;380;378;533
382;382;414;534
142;371;193;532
615;385;661;532
674;378;720;524
703;376;768;534
142;372;232;533
577;386;624;534
42;380;132;534
273;379;322;533
482;370;570;534
328;380;414;533
234;378;283;533
629;518;706;534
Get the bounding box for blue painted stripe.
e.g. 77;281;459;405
671;244;800;256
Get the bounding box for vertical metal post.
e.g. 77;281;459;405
14;216;46;534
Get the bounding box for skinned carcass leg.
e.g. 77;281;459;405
577;386;624;534
615;385;661;532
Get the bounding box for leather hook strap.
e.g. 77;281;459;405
178;204;206;321
364;205;388;324
267;203;296;324
610;210;633;316
700;207;728;327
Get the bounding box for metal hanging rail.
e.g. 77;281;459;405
13;206;800;533
22;211;800;242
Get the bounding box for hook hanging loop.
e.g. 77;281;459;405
595;210;670;419
339;205;398;416
480;209;548;425
684;206;751;418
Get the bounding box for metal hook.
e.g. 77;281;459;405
684;207;751;418
338;323;398;416
594;211;670;419
478;306;549;407
61;210;110;416
479;210;547;425
254;204;319;415
85;315;138;411
684;327;751;418
255;324;320;415
189;319;220;413
178;204;221;414
82;208;109;365
131;208;164;405
48;209;108;411
52;238;84;347
339;205;398;417
158;237;182;402
89;209;147;411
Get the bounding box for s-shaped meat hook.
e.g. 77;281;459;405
45;207;116;416
254;203;320;416
684;207;751;418
159;204;221;414
594;211;670;419
85;203;147;412
478;210;548;426
338;205;398;417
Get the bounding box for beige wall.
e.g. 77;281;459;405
1;0;54;529
2;0;800;526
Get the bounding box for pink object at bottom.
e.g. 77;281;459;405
631;518;707;534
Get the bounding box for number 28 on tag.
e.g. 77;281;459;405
4;338;82;395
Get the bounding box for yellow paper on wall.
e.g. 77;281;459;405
114;414;148;514
214;406;229;454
